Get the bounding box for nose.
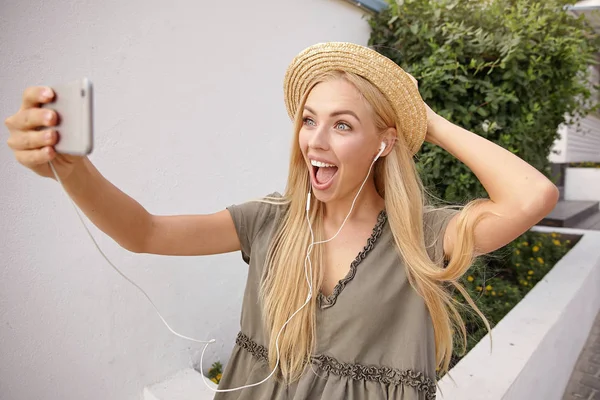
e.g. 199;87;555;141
307;124;330;151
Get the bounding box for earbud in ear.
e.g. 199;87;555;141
374;142;386;161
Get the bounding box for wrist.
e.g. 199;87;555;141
426;113;448;146
60;157;91;188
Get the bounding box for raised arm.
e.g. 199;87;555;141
425;111;559;257
5;86;242;256
60;158;241;255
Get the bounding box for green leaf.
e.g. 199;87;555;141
368;0;599;207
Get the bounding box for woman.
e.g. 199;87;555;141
4;42;558;399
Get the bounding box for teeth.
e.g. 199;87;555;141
310;160;336;168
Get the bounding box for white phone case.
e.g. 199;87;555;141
42;78;94;156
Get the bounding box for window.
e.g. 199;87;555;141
342;0;388;13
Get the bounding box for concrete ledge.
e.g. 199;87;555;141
566;168;600;202
437;227;600;400
143;368;218;400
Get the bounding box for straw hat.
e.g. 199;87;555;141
283;42;427;155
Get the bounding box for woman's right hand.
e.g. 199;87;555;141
5;86;85;180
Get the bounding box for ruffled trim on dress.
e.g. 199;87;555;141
318;209;388;309
235;331;436;400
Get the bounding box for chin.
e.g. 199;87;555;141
312;190;333;205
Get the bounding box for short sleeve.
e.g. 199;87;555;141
423;207;459;266
226;192;282;264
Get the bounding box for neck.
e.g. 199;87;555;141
321;180;385;227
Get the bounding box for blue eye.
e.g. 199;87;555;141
336;122;351;131
303;117;316;126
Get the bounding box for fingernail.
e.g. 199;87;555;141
42;88;53;100
45;112;53;123
45;130;53;140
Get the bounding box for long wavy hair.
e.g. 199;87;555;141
258;70;489;384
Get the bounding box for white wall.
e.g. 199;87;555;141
565;167;600;201
550;116;600;163
564;114;600;162
0;1;371;399
550;65;600;163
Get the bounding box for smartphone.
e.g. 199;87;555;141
41;78;94;156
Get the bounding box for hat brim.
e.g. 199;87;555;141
283;42;427;155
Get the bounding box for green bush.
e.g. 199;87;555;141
367;0;593;368
369;0;600;203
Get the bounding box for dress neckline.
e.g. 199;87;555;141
318;209;388;309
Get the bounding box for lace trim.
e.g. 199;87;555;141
318;209;388;309
235;332;436;399
236;332;269;363
312;354;436;400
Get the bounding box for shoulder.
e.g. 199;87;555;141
423;205;460;264
423;206;458;231
227;191;287;225
226;192;288;262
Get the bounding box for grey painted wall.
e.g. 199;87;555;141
0;0;371;398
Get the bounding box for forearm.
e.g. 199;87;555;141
428;115;558;214
60;158;152;252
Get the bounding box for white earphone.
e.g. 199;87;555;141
375;141;386;161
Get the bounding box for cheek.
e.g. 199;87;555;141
298;128;309;152
337;140;371;168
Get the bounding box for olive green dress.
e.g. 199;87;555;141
215;193;456;400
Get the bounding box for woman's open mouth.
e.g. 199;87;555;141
309;159;339;191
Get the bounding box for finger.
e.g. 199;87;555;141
7;129;56;151
21;86;54;110
6;108;57;131
14;146;55;168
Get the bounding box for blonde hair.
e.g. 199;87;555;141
258;70;490;384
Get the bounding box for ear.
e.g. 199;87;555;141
379;127;397;157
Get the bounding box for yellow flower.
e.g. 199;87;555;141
476;286;483;291
528;270;534;275
211;378;218;384
515;250;521;255
537;257;544;264
486;285;492;291
551;233;558;238
217;373;222;380
505;302;509;306
492;291;496;296
527;276;532;280
553;239;560;246
515;263;520;267
523;241;529;246
532;246;539;252
523;281;528;286
467;276;474;282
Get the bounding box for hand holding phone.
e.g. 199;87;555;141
4;78;94;180
42;78;94;156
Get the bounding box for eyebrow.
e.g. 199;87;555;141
303;106;361;122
